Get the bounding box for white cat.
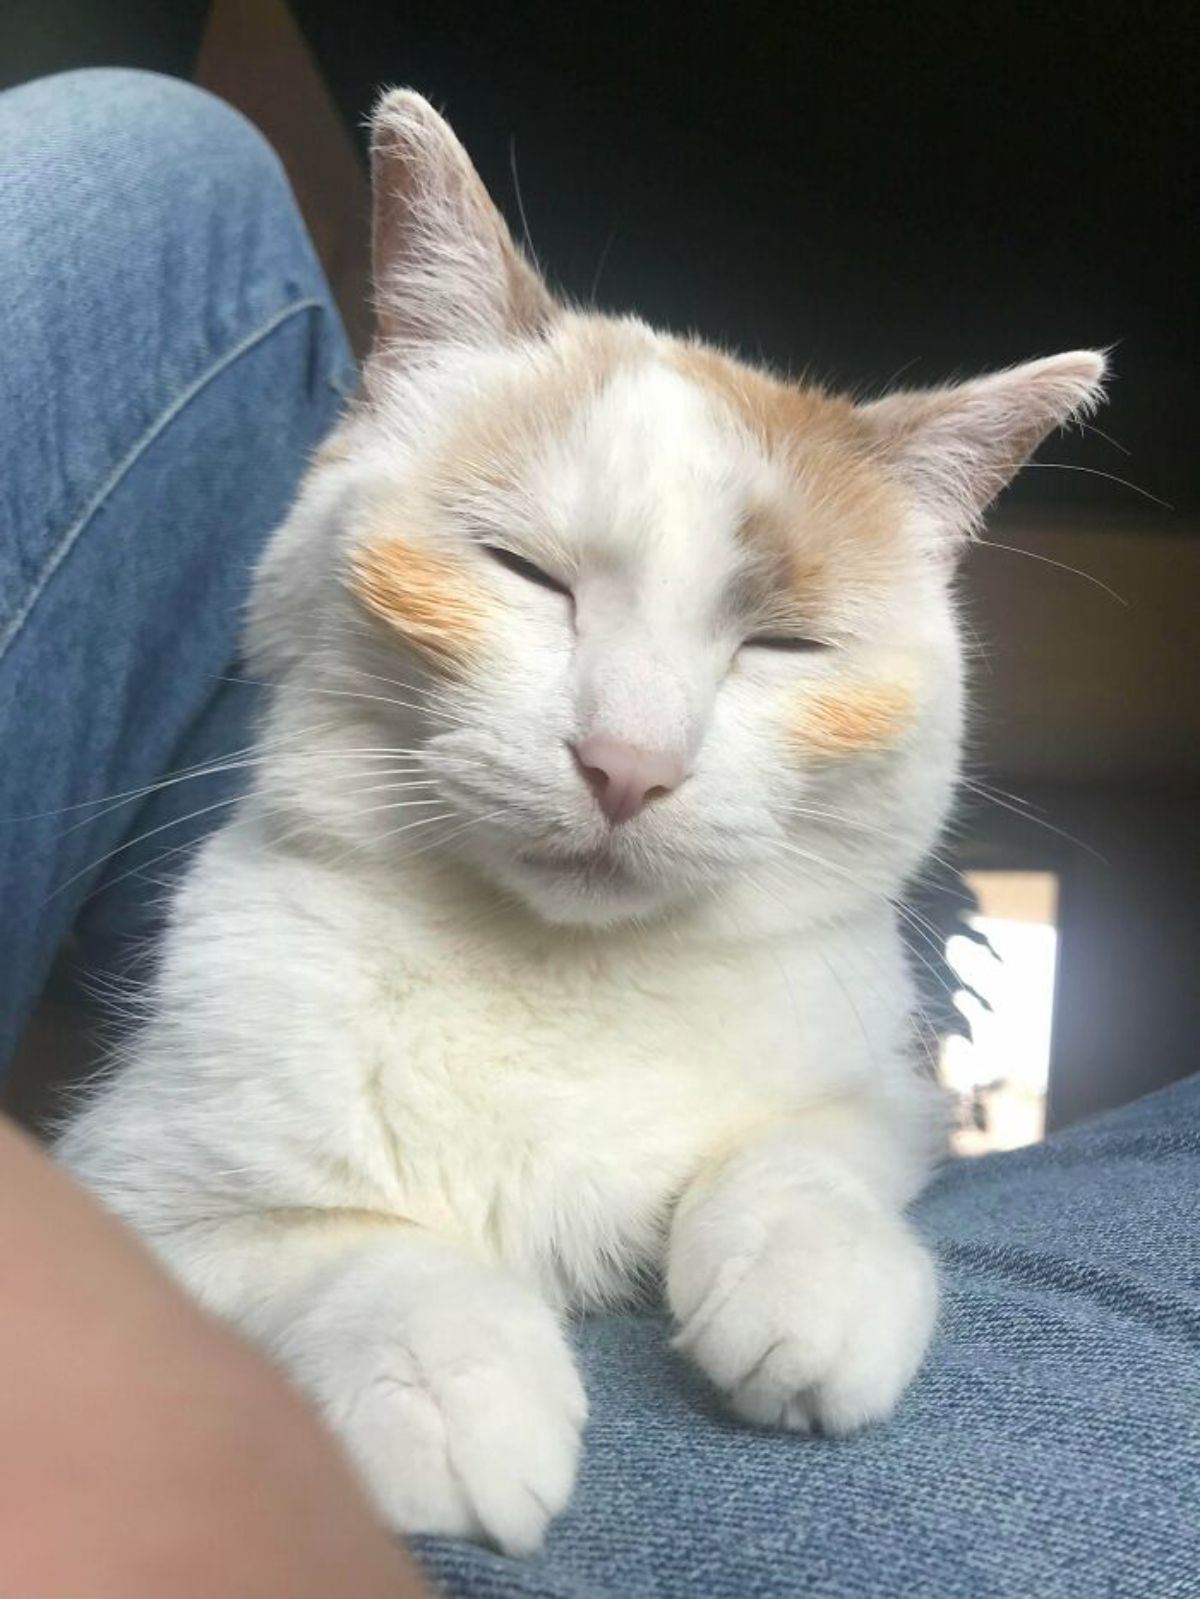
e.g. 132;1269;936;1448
59;90;1106;1554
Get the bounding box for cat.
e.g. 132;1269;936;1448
58;89;1106;1555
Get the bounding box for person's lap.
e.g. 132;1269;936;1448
2;67;1196;1599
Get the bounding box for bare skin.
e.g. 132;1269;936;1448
0;1117;428;1599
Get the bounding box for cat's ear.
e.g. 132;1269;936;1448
859;351;1108;539
367;89;556;378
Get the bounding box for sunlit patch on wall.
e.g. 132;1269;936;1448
941;870;1059;1156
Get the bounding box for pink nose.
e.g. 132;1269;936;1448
573;733;687;825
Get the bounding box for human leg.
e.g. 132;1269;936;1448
415;1074;1200;1597
0;69;354;1068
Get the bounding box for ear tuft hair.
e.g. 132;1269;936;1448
367;90;556;380
860;350;1109;535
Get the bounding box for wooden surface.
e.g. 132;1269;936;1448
195;0;372;358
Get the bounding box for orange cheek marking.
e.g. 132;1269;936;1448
788;682;914;758
346;537;493;673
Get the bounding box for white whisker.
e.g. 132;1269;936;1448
958;777;1106;862
779;803;958;876
215;673;462;725
1024;458;1171;510
972;537;1129;606
45;793;255;905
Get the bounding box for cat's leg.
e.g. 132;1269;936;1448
667;1113;938;1433
174;1220;586;1554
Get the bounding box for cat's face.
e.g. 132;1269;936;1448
249;92;1105;931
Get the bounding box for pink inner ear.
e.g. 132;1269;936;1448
859;350;1108;531
367;89;557;369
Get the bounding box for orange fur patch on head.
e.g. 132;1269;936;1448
668;340;844;454
668;338;907;616
788;681;914;758
347;536;494;672
426;319;638;504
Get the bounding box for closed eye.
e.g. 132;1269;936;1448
743;635;831;652
482;544;572;598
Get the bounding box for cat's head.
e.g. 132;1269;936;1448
248;90;1106;931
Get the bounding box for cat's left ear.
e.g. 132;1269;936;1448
859;350;1108;541
366;89;557;383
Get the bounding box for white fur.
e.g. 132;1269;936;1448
57;91;1107;1554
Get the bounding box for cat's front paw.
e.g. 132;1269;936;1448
281;1252;586;1555
669;1195;937;1434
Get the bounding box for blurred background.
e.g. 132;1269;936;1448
4;0;1197;1148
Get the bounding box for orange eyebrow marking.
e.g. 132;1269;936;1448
788;682;914;758
346;537;494;672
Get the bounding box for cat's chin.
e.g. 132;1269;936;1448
483;846;694;930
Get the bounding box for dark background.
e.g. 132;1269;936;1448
307;0;1197;524
5;0;1196;518
3;0;1198;1128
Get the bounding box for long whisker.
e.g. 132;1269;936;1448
47;757;444;908
507;133;541;272
45;793;258;905
588;221;620;303
51;752;431;835
56;784;398;913
769;836;949;959
9;729;433;825
1024;459;1171;510
958;777;1107;862
341;796;448;820
779;803;959;876
214;674;461;725
325;807;462;869
972;539;1129;606
272;633;443;692
53;754;386;837
403;807;509;862
1076;420;1132;458
315;776;438;799
753;858;944;1076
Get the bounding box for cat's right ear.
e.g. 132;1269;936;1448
859;350;1108;544
366;90;556;386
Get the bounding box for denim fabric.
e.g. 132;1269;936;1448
2;66;1197;1599
0;69;354;1066
417;1075;1200;1598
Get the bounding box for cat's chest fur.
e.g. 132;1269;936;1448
124;834;895;1309
295;880;893;1307
70;833;902;1313
350;939;788;1302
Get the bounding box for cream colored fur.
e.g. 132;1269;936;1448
58;90;1107;1553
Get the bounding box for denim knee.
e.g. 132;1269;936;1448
10;67;288;213
1;65;345;588
1;66;330;327
0;69;352;1056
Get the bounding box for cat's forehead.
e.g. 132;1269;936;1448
539;361;773;568
423;319;904;585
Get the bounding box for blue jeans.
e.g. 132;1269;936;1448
1;70;1197;1599
0;68;356;1063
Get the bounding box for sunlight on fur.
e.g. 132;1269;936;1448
58;87;1108;1556
789;681;916;758
348;535;495;672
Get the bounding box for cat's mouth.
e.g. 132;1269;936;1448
513;845;636;886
